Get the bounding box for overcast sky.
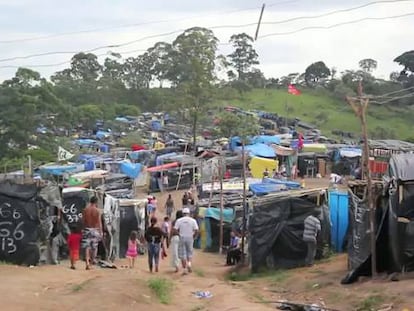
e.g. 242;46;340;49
0;0;413;81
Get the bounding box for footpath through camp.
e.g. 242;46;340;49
0;189;412;311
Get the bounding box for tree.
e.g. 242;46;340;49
68;52;102;82
359;58;377;73
394;50;414;86
169;27;219;148
304;61;331;86
123;53;152;89
227;33;259;81
216;112;260;138
146;42;173;87
78;104;103;129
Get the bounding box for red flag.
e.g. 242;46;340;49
288;84;301;95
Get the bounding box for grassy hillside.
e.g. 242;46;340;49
216;88;414;141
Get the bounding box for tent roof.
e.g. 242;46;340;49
369;140;414;151
389;153;414;181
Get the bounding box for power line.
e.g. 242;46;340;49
262;0;413;26
0;0;300;45
0;25;255;63
0;42;232;69
370;91;414;104
0;0;410;63
370;85;414;98
258;12;414;38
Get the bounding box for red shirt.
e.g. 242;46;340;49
67;233;82;251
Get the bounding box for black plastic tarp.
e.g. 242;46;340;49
342;153;414;284
249;196;330;272
0;181;58;266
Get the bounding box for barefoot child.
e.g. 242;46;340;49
67;224;82;270
126;231;139;268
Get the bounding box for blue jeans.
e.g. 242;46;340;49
147;243;160;270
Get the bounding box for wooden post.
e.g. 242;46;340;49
219;156;224;254
346;81;377;278
241;142;247;264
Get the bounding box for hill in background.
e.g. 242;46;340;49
219;88;414;141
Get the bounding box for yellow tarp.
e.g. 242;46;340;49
154;141;165;150
249;156;278;178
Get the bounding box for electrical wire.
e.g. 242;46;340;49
262;0;414;26
0;42;232;69
370;85;414;98
0;0;300;44
258;12;414;38
370;91;414;104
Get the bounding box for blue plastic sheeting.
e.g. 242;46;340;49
249;183;286;195
263;178;301;189
96;131;111;140
100;145;110;153
329;191;349;252
204;207;234;223
240;143;276;158
77;154;96;162
75;139;98;146
115;117;129;123
128;150;153;161
39;165;81;176
120;162;142;179
339;147;362;158
251;135;281;145
155;152;177;166
229;136;253;151
151;120;162;131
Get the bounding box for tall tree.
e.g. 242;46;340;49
227;33;259;81
394;50;414;86
169;27;218;147
304;61;331;86
146;42;173;87
359;58;377;73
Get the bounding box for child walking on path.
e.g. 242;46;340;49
162;216;170;248
67;224;82;270
126;231;139;268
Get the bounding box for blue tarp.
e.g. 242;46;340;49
151;120;162;131
263;178;301;189
204;207;234;223
120;162;142;179
240;143;276;158
39;165;81;176
115;117;130;123
96;131;111;140
75;139;98;146
155;152;177;166
249;183;286;196
251;135;281;145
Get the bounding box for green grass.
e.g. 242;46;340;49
216;88;414;140
71;278;94;292
355;294;385;311
226;268;291;284
194;268;205;277
147;278;173;305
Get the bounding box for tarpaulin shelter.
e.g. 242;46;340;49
120;162;142;179
342;154;414;284
131;144;146;151
251;135;281;145
249;188;330;272
249;156;278;178
62;187;94;231
0;181;62;266
240;143;276;158
103;196;146;260
195;207;235;252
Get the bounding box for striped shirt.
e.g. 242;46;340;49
303;215;321;243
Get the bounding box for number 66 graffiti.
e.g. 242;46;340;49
0;221;25;240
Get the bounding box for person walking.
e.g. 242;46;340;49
303;211;321;267
174;208;199;274
165;194;175;218
170;210;183;273
82;197;102;270
145;217;166;273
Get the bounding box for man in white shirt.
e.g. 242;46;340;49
174;208;199;274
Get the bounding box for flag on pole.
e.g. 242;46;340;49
58;146;74;161
288;84;301;95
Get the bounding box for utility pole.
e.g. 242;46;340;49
346;81;377;278
219;156;224;254
254;4;266;41
241;141;247;264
